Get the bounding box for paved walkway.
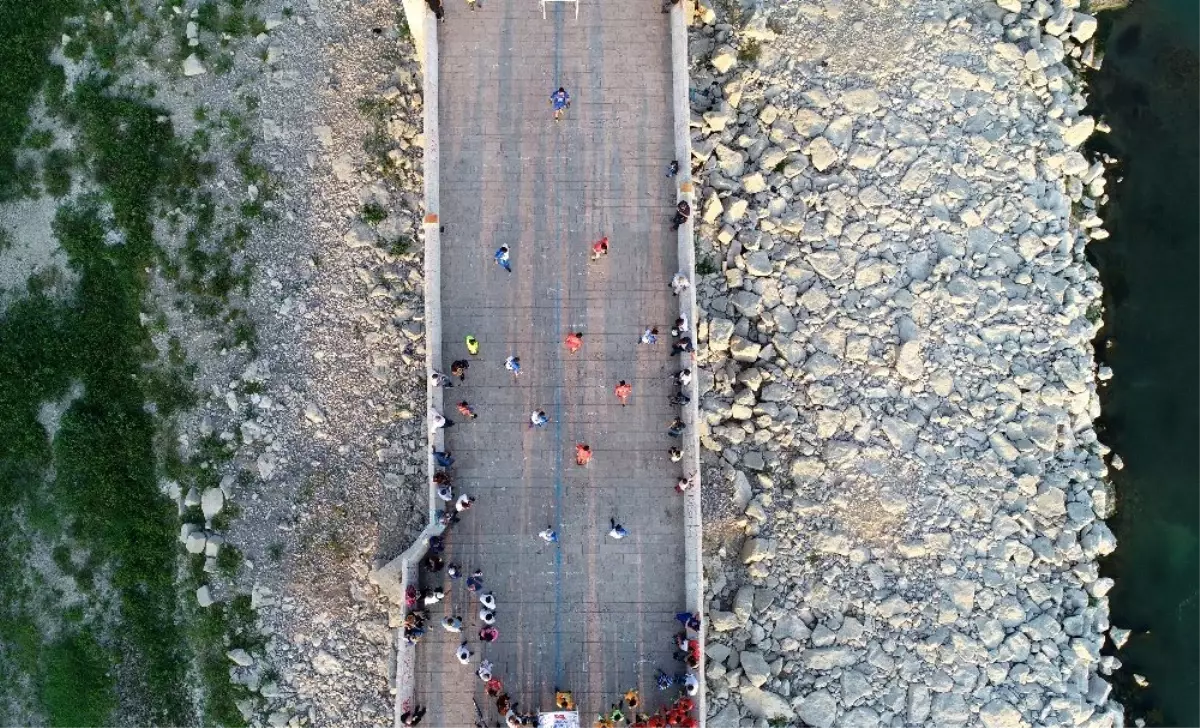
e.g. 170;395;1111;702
412;1;689;725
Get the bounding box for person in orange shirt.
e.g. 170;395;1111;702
591;236;609;261
576;443;592;466
566;331;584;353
614;380;632;406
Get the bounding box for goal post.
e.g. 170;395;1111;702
541;0;578;19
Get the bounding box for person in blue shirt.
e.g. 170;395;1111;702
494;245;512;272
550;87;571;120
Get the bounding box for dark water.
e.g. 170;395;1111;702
1085;1;1200;726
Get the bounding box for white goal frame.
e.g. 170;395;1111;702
541;0;578;19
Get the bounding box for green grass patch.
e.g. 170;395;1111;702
42;148;72;198
40;628;117;727
0;0;79;200
361;201;388;226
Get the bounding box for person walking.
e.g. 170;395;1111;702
455;493;475;512
466;569;483;592
425;0;445;22
669;446;683;462
429;370;454;388
479;625;499;642
530;409;548;428
465;335;481;355
670;272;690;296
538;526;558;544
614;380;632;406
671;314;689;336
479;591;497;610
674;368;692;386
667;418;686;437
495;245;512;273
608;518;628;539
456;401;478;419
442;615;463;632
422;586;445;605
447;563;462;580
477;659;494;681
669;390;691;406
675;476;695;493
486;679;503;698
451;359;469;381
665;159;679;177
640;327;659;345
456;641;473;664
479;607;496;625
565;331;584;353
436;508;459;527
671;200;691;230
436;483;453;502
427;535;445;554
505;355;521;378
575;443;592;466
400;706;427;726
422;553;444;572
550;86;571;121
590;236;609;261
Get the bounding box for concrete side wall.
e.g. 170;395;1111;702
671;4;706;727
385;7;439;728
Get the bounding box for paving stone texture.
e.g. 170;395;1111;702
411;1;691;725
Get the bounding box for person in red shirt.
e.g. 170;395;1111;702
456;401;478;419
566;331;584;353
614;380;632;406
576;443;592;466
591;236;609;261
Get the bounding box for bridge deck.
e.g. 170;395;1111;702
410;1;692;725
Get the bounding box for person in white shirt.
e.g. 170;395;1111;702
479;592;496;610
429;409;452;430
608;518;628;539
670;272;690;296
441;616;462;632
456;641;472;664
683;671;699;696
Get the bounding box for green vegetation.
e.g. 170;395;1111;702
738;40;762;63
1;1;276;723
696;254;718;276
0;0;79;200
40;628;117;727
361;201;388;226
388;236;413;256
42;148;72;198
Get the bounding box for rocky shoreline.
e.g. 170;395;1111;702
688;1;1124;726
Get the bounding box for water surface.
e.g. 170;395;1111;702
1086;2;1199;725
